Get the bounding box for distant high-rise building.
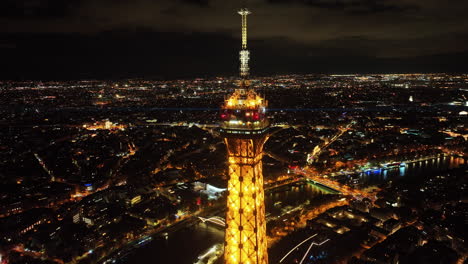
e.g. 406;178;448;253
220;7;269;264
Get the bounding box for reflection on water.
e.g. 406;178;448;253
120;223;225;264
359;156;465;185
399;166;406;177
266;182;329;210
121;155;465;264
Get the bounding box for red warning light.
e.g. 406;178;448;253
253;112;260;120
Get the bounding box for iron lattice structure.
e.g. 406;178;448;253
220;7;269;264
223;134;269;264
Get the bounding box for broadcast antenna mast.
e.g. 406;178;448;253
238;7;251;81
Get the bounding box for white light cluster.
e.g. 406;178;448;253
239;50;250;76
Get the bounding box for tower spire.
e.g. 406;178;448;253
238;8;251;79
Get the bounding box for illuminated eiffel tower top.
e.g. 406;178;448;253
220;7;269;134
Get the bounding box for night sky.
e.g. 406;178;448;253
1;0;468;80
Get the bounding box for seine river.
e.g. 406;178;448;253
359;155;465;185
119;155;465;264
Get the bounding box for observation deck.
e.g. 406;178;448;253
220;89;269;135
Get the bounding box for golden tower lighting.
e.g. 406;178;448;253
220;7;269;264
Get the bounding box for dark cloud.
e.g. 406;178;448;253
0;0;467;79
0;0;82;19
268;0;419;14
181;0;211;7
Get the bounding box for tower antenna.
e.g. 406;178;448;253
238;6;251;81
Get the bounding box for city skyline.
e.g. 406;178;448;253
0;73;466;263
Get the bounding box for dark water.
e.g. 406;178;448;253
265;182;330;210
359;155;466;185
118;223;224;264
119;156;465;264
